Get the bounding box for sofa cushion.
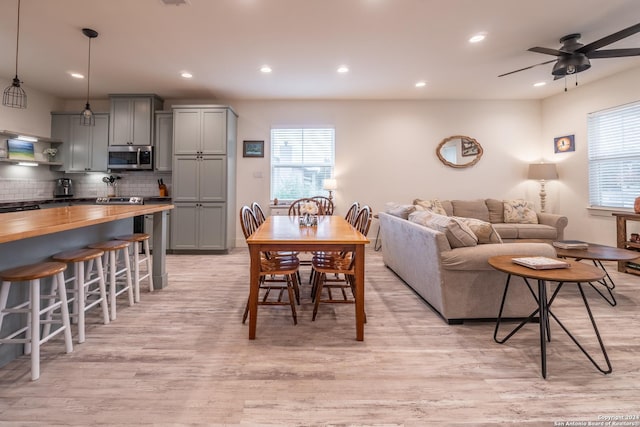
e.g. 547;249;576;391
454;216;503;244
485;198;505;223
385;202;416;219
409;210;477;248
413;198;448;216
515;224;558;240
491;223;519;240
440;242;557;271
451;199;490;222
504;199;538;224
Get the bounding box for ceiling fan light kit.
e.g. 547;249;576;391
499;22;640;87
2;0;27;109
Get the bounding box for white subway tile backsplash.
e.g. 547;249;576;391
0;172;171;201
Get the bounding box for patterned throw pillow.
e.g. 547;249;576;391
408;210;478;248
503;200;538;224
413;198;448;216
454;216;503;244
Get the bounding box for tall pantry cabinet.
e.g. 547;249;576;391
171;105;237;251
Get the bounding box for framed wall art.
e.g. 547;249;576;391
243;140;264;158
554;134;575;153
7;139;35;161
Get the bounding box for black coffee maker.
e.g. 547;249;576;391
54;178;74;198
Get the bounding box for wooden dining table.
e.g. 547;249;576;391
246;215;370;340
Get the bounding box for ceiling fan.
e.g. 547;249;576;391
499;22;640;79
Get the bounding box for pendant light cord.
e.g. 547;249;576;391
86;36;92;104
14;0;21;78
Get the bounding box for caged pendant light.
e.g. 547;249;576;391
3;0;27;109
80;28;98;126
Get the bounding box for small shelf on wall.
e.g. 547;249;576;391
0;158;63;167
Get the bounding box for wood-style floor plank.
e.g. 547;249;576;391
0;249;638;426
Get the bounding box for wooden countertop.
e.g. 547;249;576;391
0;204;174;244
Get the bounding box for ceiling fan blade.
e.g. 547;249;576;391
528;47;565;56
498;59;557;77
577;22;640;53
587;48;640;58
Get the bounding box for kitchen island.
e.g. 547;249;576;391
0;204;173;367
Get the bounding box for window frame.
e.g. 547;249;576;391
269;127;335;202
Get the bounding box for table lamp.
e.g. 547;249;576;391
323;178;337;202
528;163;558;213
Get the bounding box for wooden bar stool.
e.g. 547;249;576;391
0;262;73;381
52;248;110;343
88;240;134;321
116;233;153;303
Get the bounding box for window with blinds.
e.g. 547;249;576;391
270;128;335;201
588;101;640;209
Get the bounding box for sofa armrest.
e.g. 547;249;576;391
537;212;568;240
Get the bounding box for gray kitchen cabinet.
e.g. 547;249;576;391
171;105;237;252
170;203;226;250
109;94;163;146
172;156;226;202
173;108;227;155
51;112;109;173
154;111;172;171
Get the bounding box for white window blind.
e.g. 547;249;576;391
588;101;640;209
270;128;335;201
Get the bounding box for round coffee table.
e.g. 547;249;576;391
488;255;611;379
555;243;639;306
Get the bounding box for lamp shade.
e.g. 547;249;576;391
322;178;337;191
528;163;558;180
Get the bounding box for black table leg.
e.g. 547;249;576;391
538;279;548;379
587;259;617;306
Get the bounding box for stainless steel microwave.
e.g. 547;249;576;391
108;145;153;170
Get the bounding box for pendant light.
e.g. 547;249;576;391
81;28;98;126
2;0;27;109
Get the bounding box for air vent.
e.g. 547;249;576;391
160;0;190;5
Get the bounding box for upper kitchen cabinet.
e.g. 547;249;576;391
154;111;172;171
51;112;109;173
109;94;163;146
173;107;229;155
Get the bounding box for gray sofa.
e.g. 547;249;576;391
378;211;557;324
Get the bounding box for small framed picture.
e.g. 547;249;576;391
243;140;264;158
554;134;575;153
461;138;479;157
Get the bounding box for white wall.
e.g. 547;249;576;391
227;99;543;246
0;79;65;191
541;66;640;245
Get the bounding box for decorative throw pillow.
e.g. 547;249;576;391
408;210;478;248
413;198;448;216
384;202;416;219
454;216;503;244
485;198;505;223
503;200;538;224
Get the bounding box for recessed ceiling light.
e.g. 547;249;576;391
469;33;487;43
533;82;547;87
70;72;84;79
260;65;272;73
337;65;349;73
181;72;193;79
415;81;427;88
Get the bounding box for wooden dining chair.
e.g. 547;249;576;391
344;201;360;225
251;202;267;226
239;206;300;325
311;205;372;321
287;198;325;216
310;196;334;215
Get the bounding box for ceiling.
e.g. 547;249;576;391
1;0;640;102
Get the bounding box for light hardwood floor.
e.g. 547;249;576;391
0;248;638;426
